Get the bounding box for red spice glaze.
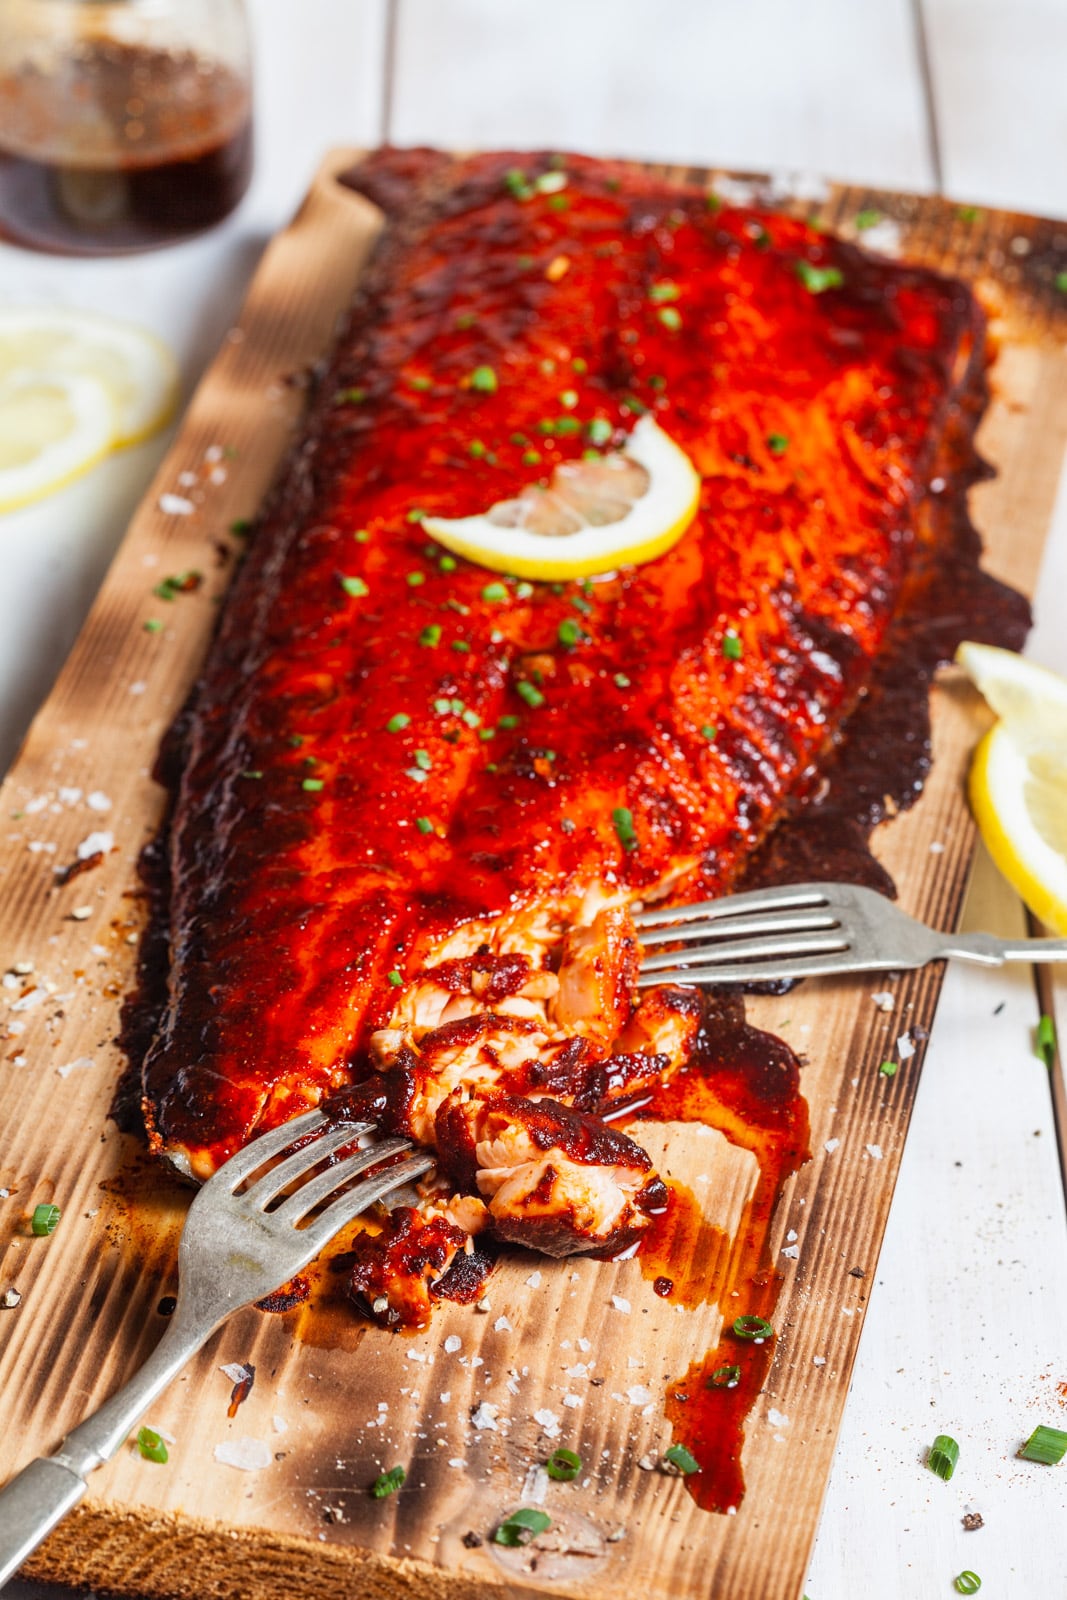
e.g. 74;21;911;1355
142;148;986;1173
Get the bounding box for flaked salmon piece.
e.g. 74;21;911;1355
138;148;991;1318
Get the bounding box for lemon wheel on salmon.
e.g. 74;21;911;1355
957;641;1067;934
0;307;179;514
423;415;701;579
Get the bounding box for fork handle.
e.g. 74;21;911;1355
0;1301;217;1588
937;932;1067;966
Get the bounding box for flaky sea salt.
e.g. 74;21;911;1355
611;1295;631;1314
213;1437;272;1471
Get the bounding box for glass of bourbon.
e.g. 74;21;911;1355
0;0;253;254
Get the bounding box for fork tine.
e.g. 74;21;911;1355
301;1153;437;1252
210;1108;329;1191
273;1136;416;1225
637;906;841;948
631;882;834;930
636;951;858;987
242;1120;376;1209
642;928;850;974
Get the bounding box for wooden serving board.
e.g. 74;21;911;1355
2;152;1067;1600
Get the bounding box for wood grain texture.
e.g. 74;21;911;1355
2;152;1067;1600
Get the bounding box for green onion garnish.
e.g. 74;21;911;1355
413;749;431;771
498;714;520;729
558;618;582;648
415;817;433;835
649;282;680;304
386;714;410;734
521;448;542;465
767;433;789;456
795;260;844;294
559;389;579;410
612;807;638;853
722;630;743;660
493;1508;552;1546
387;970;403;988
1018;1424;1067;1465
957;205;981;223
1056;271;1067;295
302;777;324;792
663;1444;700;1474
370;1464;406;1498
954;1574;981;1595
419;624;442;648
468;365;498;394
230;518;252;535
407;508;426;524
700;724;717;741
1037;1013;1057;1066
926;1434;959;1480
143;619;163;633
854;208;881;231
354;529;370;542
614;672;631;688
461;709;481;728
482;582;508;603
30;1203;60;1237
732;1314;773;1342
535;170;567;195
545;1447;582;1481
587;418;613;447
517;682;544;708
879;1059;897;1077
334;386;366;405
136;1427;169;1464
338;575;368;598
406;572;426;588
707;1364;741;1388
657;306;683;332
440;554;457;572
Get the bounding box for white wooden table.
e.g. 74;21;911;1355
2;3;1065;1595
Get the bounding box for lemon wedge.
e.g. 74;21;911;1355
423;415;701;579
0;370;116;514
0;307;179;512
957;641;1067;933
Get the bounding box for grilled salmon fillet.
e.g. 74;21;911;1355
141;150;988;1310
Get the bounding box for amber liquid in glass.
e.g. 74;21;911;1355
0;42;252;253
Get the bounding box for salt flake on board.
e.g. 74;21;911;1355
213;1437;272;1471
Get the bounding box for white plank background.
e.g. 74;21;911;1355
2;3;1066;1597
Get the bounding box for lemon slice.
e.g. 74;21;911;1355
0;307;178;451
0;370;116;514
424;415;701;579
957;641;1067;933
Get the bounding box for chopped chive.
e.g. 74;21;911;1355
408;375;432;392
30;1203;60;1236
612;807;638;853
559;389;579;410
722;630;743;660
482;582;509;603
461;709;481;728
516;682;544;708
1056;271;1067;295
535;170;568;195
478;728;495;742
1037;1013;1057;1066
732;1314;773;1342
136;1427;169;1464
386;714;410;734
240;770;263;780
795;260;844;294
387;970;403;987
413;749;432;771
572;357;588;374
339;575;369;598
1018;1424;1067;1465
657;306;683;331
406;767;428;781
143;618;163;633
407;508;426;524
663;1444;700;1474
554;416;582;436
452;640;471;653
498;714;520;729
521;448;542;465
614;672;631;688
433;698;451;715
468;365;498;394
334;386;366;405
230;518;252;535
515;581;534;599
450;697;465;714
707;1364;741;1389
587;418;613;447
505;167;532;200
649;281;680;303
288;734;305;747
954;1574;981;1595
705;190;722;212
439;554;457;573
406;572;426;588
468;439;488;459
854;208;881;231
957;205;982;223
558;617;583;648
545;1447;582;1482
370;1464;406;1498
767;433;789;456
153;570;201;601
302;777;325;792
415;817;433;835
419;624;442;647
572;595;593;615
926;1434;959;1481
493;1507;552;1547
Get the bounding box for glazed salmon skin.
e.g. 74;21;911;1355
142;150;984;1292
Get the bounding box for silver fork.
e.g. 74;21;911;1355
634;880;1067;986
0;1109;433;1587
